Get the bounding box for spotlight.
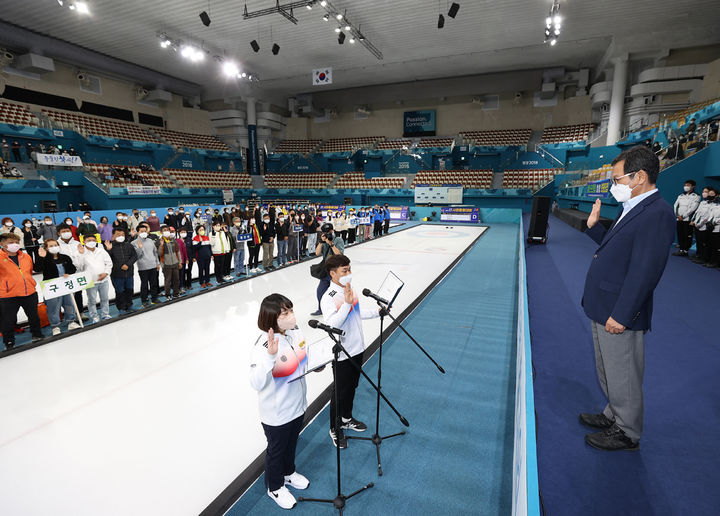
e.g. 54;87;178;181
336;13;343;20
344;24;350;31
553;15;561;25
223;61;239;77
545;16;552;25
320;0;327;5
68;2;75;9
322;13;329;21
554;28;560;35
241;72;247;78
437;14;445;29
181;46;193;58
306;2;313;9
74;1;89;14
57;0;64;5
448;2;460;18
250;40;260;52
199;10;211;26
272;43;280;55
160;39;171;48
550;38;557;46
338;31;346;44
349;37;355;44
334;27;341;33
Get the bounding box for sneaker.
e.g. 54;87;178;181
102;315;112;321
672;250;688;256
179;288;186;295
267;485;296;510
90;317;100;324
4;341;15;350
166;295;174;301
579;412;614;429
223;275;233;281
284;471;310;490
151;298;161;305
310;310;322;316
329;428;347;449
31;334;44;343
68;321;82;331
585;424;639;451
341;417;367;432
52;327;61;336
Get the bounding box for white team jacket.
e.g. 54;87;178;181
321;281;380;361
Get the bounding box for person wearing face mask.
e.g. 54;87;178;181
20;218;40;265
229;217;247;276
0;233;44;349
38;216;58;244
287;214;301;264
112;212;129;235
106;229;138;314
192;225;213;287
59;216;78;240
76;212;99;244
145;210;161;233
75;235;113;323
363;207;373;241
297;213;308;257
98;216;113;243
128;209;144;234
689;187;713;265
192;210;205;232
383;204;391;235
705;187;720;268
210;222;234;283
177;228;194;291
259;211;276;271
672;180;700;257
347;209;357;245
132;223;161;307
158;226;183;300
273;214;289;267
203;209;214;233
250;294;314;509
163;209;178;229
1;217;24;249
306;210;319;256
56;224;86;317
247;217;262;273
36;240;81;336
581;146;675;451
321;254;380;448
177;209;193;237
311;223;344;317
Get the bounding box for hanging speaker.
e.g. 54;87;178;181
448;2;460;18
338;32;346;45
250;40;260;53
272;43;280;55
199;11;211;26
437;14;445;29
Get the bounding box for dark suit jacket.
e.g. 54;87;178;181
582;191;675;331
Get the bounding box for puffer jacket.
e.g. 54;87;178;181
0;249;37;298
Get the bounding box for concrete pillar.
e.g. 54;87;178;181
605;58;628;146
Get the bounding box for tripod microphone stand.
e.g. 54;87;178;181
348;299;446;476
298;328;408;514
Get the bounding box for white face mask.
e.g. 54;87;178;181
85;241;97;249
65;220;72;225
24;223;32;228
115;236;125;243
339;274;352;286
702;192;708;199
45;220;52;225
684;186;692;192
610;182;636;203
4;221;13;227
6;243;21;253
179;232;187;238
48;246;60;254
162;231;171;238
278;218;284;223
138;232;148;239
277;313;297;331
60;232;71;240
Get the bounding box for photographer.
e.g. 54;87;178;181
310;223;344;317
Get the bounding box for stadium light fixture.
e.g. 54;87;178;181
349;36;355;44
306;2;313;9
322;13;329;21
336;13;343;20
344;24;350;31
223;61;239;77
544;0;562;45
334;27;341;33
320;0;327;5
74;1;90;14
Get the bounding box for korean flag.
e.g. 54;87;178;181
312;68;333;86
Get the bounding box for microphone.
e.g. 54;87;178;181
362;288;390;305
308;319;345;336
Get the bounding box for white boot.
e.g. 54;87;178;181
267;485;296;509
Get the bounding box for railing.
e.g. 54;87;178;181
535;146;566;169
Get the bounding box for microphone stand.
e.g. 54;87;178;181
299;329;409;514
348;300;445;476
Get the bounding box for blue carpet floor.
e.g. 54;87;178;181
525;213;720;516
227;224;520;515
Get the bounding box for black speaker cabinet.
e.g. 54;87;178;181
528;196;551;244
41;200;58;212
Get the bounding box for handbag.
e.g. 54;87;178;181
310;245;331;279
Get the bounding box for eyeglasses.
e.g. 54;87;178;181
611;171;637;186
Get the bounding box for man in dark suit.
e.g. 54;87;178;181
580;145;675;451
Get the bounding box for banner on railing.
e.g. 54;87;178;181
40;272;95;300
388;206;409;221
127;185;162;195
37;153;83;167
317;205;346;213
586;179;611;198
440;206;480;223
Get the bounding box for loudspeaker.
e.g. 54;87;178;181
448;2;460;18
437;14;445;29
528;196;551;243
41;200;58;212
199;11;211;26
272;43;280;55
250;40;260;53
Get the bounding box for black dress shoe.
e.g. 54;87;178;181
579;412;615;429
585;424;639;451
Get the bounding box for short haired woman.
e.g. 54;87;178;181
249;294;312;510
37;239;81;336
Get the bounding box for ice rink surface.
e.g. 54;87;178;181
0;224;487;515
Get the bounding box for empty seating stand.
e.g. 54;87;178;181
272;140;322;154
334;172;405;189
165;168;252;189
317;136;383;153
376;139;411;150
87;163;176;188
411;170;493;189
263;173;335;189
0;102;39;127
43;109;160;143
540;124;594;144
501;169;560;189
417;138;454;148
460;129;531;146
153;128;229;151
